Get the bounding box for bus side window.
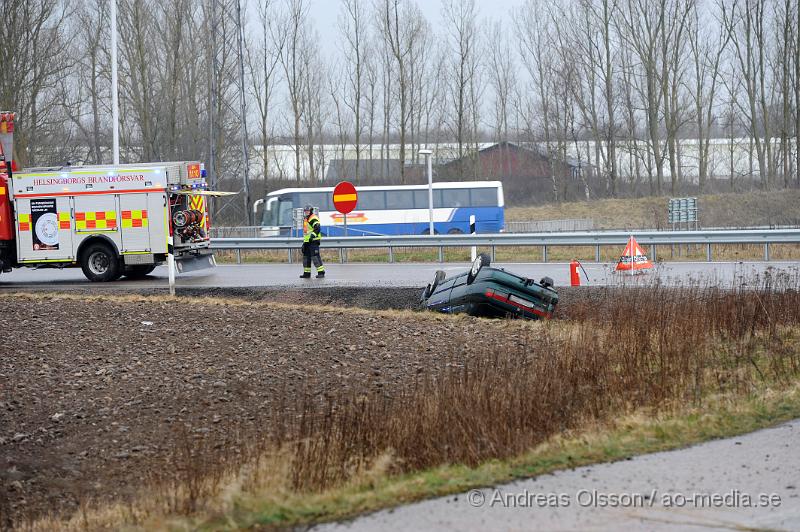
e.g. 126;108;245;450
298;192;331;211
386;190;413;209
359;191;386;210
413;190;443;208
443;189;470;208
470;188;497;207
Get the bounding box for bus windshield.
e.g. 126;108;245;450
262;196;294;226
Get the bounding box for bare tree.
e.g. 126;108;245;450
618;38;646;193
567;0;621;197
339;0;369;181
247;0;283;182
442;0;479;164
723;0;774;189
275;0;310;181
0;0;74;166
776;0;796;187
301;31;327;183
376;0;424;183
118;0;160;160
688;0;730;192
795;0;800;186
204;0;251;222
487;20;517;179
516;0;559;201
659;0;692;195
363;46;379;165
615;0;668;195
65;0;109;164
408;14;432;165
329;60;349;178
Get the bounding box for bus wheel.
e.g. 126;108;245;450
447;228;464;234
80;242;121;282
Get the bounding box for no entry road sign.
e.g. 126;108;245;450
333;181;358;214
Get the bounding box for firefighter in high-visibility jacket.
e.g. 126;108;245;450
300;204;325;278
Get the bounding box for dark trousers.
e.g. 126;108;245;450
302;242;324;272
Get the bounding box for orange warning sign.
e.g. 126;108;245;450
616;236;653;271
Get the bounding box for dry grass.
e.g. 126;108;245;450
14;277;800;530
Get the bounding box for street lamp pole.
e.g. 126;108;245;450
111;0;119;164
420;149;433;235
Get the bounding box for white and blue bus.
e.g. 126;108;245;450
257;181;504;236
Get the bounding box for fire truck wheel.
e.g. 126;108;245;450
80;242;122;282
124;265;156;279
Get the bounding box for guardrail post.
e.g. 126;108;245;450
491;245;496;262
706;243;712;262
388;246;394;263
236;249;242;264
651;244;657;262
595;245;601;262
764;243;770;261
438;246;444;263
287;249;293;264
542;245;548;263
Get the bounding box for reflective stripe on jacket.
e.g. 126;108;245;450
303;214;322;243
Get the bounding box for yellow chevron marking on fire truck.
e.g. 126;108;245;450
189;195;206;227
75;211;118;231
17;212;31;231
121;209;148;229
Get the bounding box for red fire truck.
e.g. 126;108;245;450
0;113;228;281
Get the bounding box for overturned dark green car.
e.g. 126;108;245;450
420;254;559;320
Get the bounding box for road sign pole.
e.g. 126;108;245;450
419;149;433;235
167;253;176;296
333;181;358;263
427;155;434;235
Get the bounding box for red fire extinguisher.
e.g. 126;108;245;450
570;259;588;286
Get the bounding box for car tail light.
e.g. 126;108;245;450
486;289;509;301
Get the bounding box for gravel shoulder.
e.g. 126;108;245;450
316;420;800;532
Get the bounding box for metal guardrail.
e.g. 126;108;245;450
212;220;596;237
211;229;800;263
208;226;263;238
506;219;594;232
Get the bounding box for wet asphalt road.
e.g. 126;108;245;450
1;261;799;291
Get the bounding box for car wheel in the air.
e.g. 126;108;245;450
467;253;490;284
